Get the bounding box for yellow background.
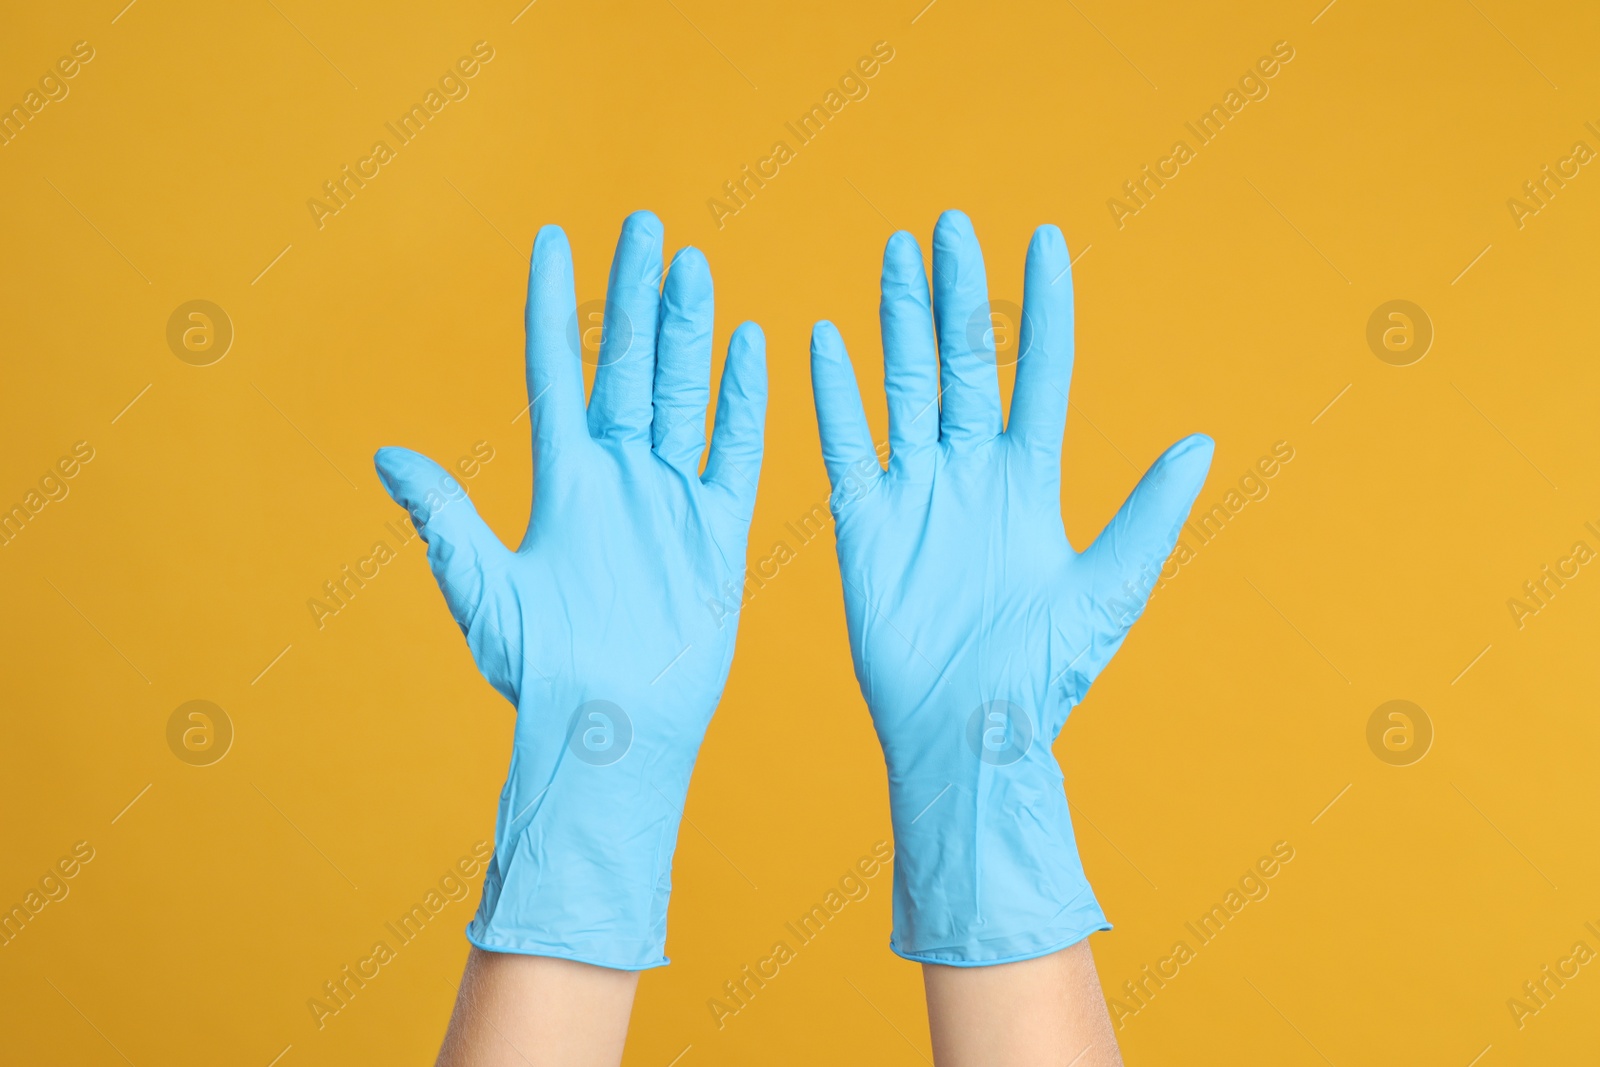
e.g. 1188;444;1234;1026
3;0;1598;1063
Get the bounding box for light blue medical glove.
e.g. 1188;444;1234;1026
374;211;766;970
809;211;1212;966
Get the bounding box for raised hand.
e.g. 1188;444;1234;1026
375;211;766;968
809;210;1212;964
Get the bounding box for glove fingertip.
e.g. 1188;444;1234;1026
934;208;975;244
884;229;923;268
810;320;845;358
1175;431;1215;461
373;446;413;498
1165;433;1216;491
1029;223;1066;254
622;208;663;239
532;224;571;269
664;246;711;295
731;319;766;353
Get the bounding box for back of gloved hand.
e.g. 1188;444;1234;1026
809;211;1212;965
375;211;766;969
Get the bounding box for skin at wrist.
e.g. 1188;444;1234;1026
436;950;639;1067
923;939;1123;1067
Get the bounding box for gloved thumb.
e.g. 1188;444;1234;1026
1082;433;1214;631
374;446;509;632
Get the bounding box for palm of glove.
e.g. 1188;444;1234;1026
469;445;748;744
833;439;1148;774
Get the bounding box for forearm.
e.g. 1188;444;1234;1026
923;940;1123;1067
436;949;639;1067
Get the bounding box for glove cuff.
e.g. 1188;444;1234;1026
885;763;1108;965
466;848;673;970
465;743;685;970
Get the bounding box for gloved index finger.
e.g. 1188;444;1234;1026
810;320;882;504
881;230;939;470
524;225;589;468
702;321;767;523
1007;224;1075;456
652;247;714;474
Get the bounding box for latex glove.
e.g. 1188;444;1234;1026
809;211;1212;966
374;211;766;970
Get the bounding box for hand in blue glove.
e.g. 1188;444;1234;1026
374;211;766;969
809;211;1213;965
